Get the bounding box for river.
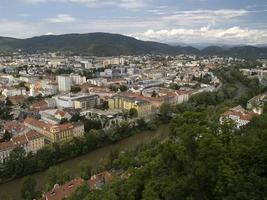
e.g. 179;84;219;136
0;124;169;200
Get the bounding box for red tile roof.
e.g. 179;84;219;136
0;141;14;151
39;178;84;200
25;130;44;140
4;121;26;133
222;106;259;122
24;117;74;132
0;130;44;151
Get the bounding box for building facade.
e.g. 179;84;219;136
0;130;45;163
108;95;152;117
24;117;84;143
57;75;71;92
74;95;100;110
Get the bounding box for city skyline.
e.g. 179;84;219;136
0;0;267;45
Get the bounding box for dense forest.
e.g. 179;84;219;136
67;108;267;200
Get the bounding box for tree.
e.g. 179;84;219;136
5;147;26;177
21;176;37;200
0;194;12;200
151;91;157;98
119;85;128;92
1;131;12;142
84;119;102;132
71;86;81;93
136;118;147;130
60;118;69;124
129;108;138;118
169;83;180;90
159;103;172;122
5;98;13;107
45;166;71;191
79;160;92;180
71;113;83;122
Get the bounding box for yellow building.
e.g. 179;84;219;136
24;117;84;143
108;95;152;117
24;130;45;154
0;130;45;163
74;95;100;110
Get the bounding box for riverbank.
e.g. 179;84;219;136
0;124;169;200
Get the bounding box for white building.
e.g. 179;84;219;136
2;87;27;97
40;109;72;124
100;69;113;78
70;74;87;85
220;106;258;129
53;93;97;108
57;75;71;92
88;78;108;86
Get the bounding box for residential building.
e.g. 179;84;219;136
53;93;96;108
2;87;27;97
74;95;100;110
39;109;72;124
70;73;87;85
24;117;84;143
39;178;84;200
220;105;259;129
3;121;28;136
247;92;267;114
57;75;71;92
108;94;152;117
39;171;113;200
0;130;45;163
88;171;113;190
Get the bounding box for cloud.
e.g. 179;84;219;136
21;0;149;9
18;13;31;17
45;14;76;23
161;9;248;26
45;32;55;35
129;26;267;45
0;20;40;38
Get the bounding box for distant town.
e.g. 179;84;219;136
0;52;267;200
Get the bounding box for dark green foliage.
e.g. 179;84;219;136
60;118;69;124
0;131;12;142
2;147;27;178
71;86;82;93
119;85;128;92
159;103;173;122
5;98;13;107
1;34;267;57
21;176;37;200
79;160;92;180
129;108;138;118
169;83;180;90
84;119;102;132
45;166;71;191
68;111;267;200
55;67;74;75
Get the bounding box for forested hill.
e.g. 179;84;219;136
68;100;267;200
0;33;267;58
74;112;267;200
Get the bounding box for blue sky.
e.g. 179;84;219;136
0;0;267;44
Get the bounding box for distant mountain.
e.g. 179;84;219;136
0;33;267;58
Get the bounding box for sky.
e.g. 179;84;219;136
0;0;267;45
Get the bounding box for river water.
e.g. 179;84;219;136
0;124;169;200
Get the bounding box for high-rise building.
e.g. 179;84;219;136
57;75;71;92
